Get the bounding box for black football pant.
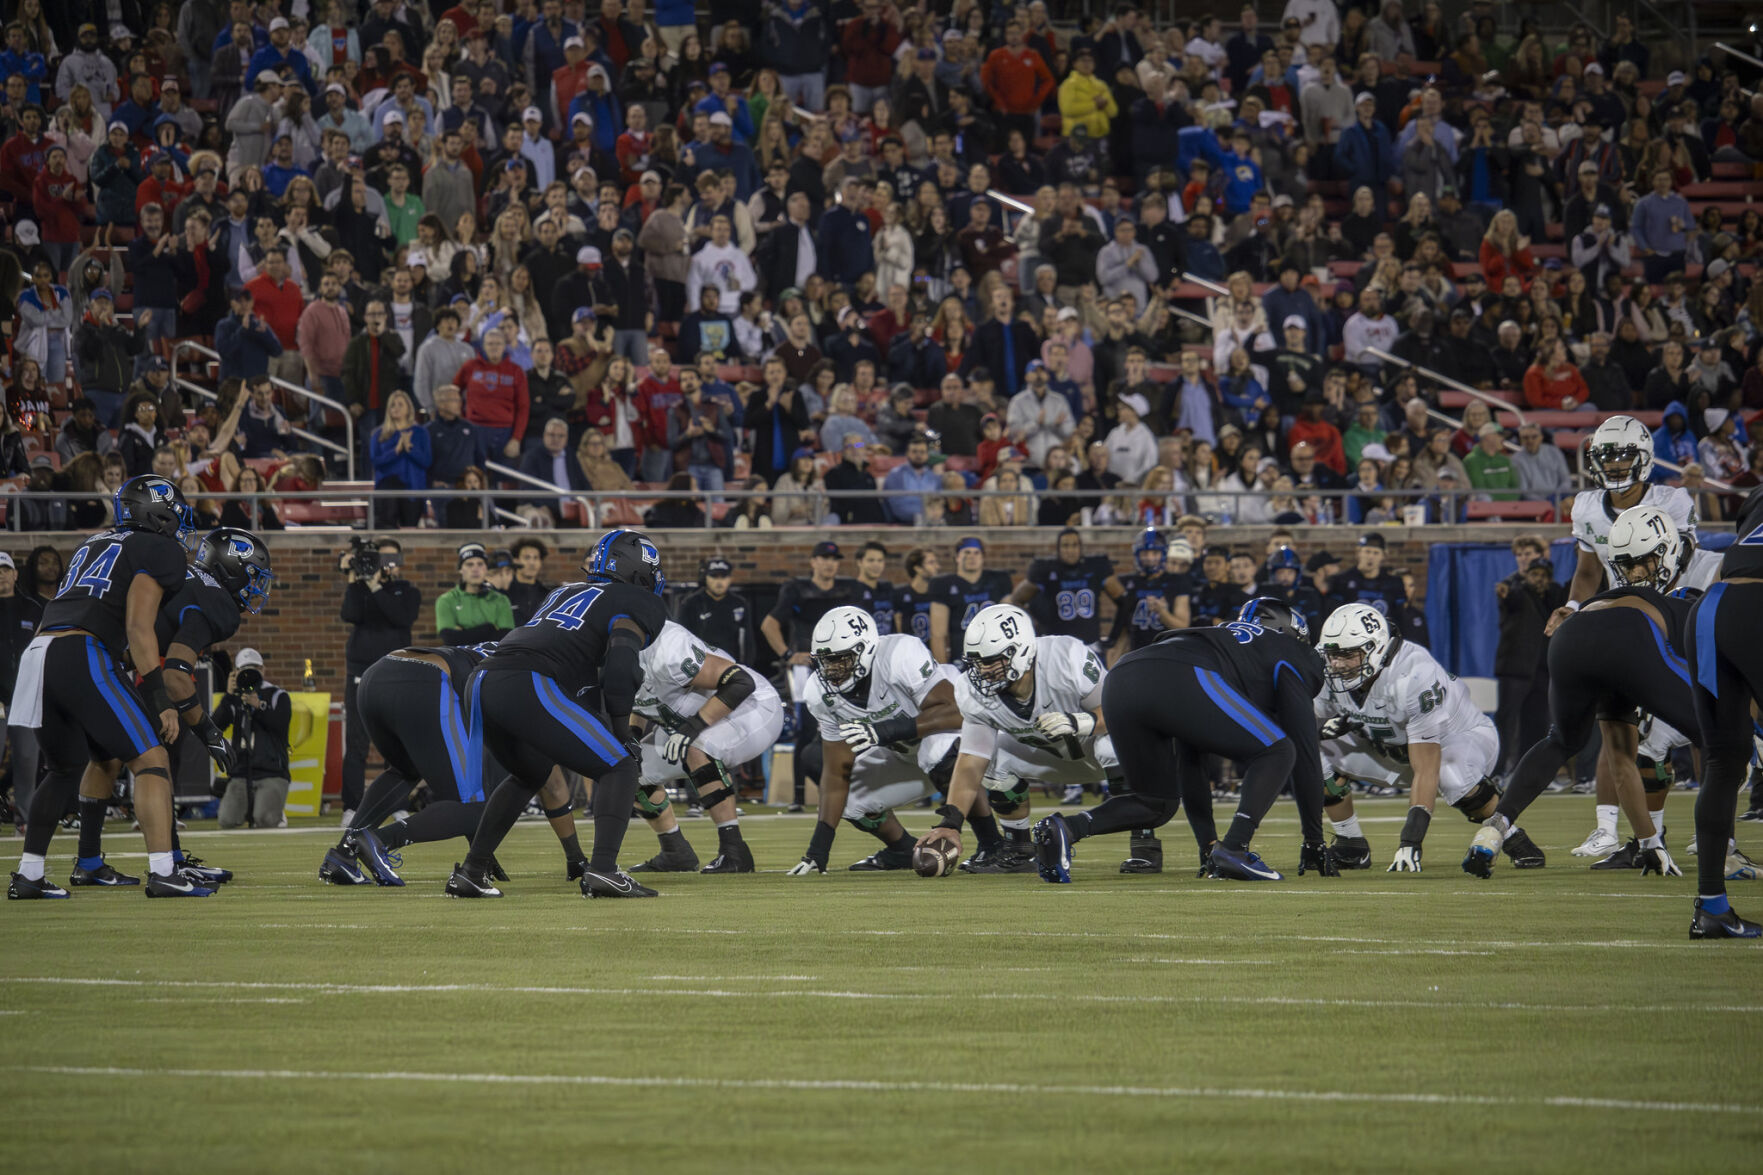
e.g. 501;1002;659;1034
341;661;372;812
1686;583;1763;899
1495;668;1551;775
349;657;488;849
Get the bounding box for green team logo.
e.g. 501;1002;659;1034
1082;656;1101;684
920;661;934;678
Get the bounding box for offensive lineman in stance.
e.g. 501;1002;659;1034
917;604;1117;874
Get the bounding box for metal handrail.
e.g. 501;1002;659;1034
1366;347;1530;428
172;371;349;467
171;339;356;480
1714;42;1763;70
485;459;599;528
1180;272;1232;296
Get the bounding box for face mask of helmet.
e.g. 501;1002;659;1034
812;647;863;693
965;650;1017;696
1322;643;1372;691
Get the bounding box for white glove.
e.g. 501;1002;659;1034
661;730;696;764
1034;711;1097;740
1387;845;1423;872
838;720;881;755
1319;715;1361;741
785;857;825;876
1640;844;1683;877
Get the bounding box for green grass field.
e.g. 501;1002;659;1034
3;796;1761;1174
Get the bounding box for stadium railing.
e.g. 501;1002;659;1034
170;341;358;482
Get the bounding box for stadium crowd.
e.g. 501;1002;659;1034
0;0;1761;531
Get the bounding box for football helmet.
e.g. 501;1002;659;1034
582;528;665;596
1607;505;1684;591
196;528;276;614
1318;603;1396;692
1133;527;1167;575
1586;416;1655;492
811;606;878;695
963;603;1037;696
1239;596;1309;642
1264;546;1304;589
115;474;197;548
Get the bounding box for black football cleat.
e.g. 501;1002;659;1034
349;828;405;887
629;844;701;873
1120;830;1164;874
1591;838;1641;870
144;871;216;898
1195;845;1214;879
444;862;502;898
565;856;589;881
1502;827;1547;869
1298;842;1340;877
1690;899;1763;940
961;842;1037;874
176;855;234;885
8;872;70;899
1327;835;1373;870
849;842;915;871
1207;844;1284;881
579;867;657;898
700;840;756;873
69;859;141;886
487;855;510;882
319;846;370;885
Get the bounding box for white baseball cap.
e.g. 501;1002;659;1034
268;16;290;31
235;648;265;669
522;106;543;122
709;111;733;127
383;109;405;124
1283;315;1306;331
256;71;284;88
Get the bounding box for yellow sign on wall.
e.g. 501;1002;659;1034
212;692;331;818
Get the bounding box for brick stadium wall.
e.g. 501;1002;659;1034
0;524;1573;685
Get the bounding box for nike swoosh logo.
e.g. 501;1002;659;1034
603;875;632;893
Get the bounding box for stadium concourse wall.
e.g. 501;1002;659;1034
1;524;1567;695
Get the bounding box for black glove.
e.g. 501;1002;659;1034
609;715;641;758
192;716;235;776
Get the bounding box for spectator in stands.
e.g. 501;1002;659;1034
1336;91;1395;193
1511;421;1573;502
1522;338;1592;411
239;374;293;459
52;397;116;465
1342;287;1398;376
89;120;143;229
413;307;479;414
1478;209;1535;290
244;247;308;389
1630;165;1693;284
344;299;406;448
644;471;708;529
116;390;167;477
73;287;151;427
16;260;73;389
823;433;884;525
926;372;984;456
455;328;530;465
215;286;284;383
1569;203;1631;290
1489;320;1530;387
669;367;736;493
1289;390;1347;476
1416;427;1471;491
1463;422;1518;501
1578;330;1632;411
876;432;938;524
369;389;430;529
517;416;586;522
1643;339;1692;411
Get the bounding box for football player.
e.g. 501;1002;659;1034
1033;598;1332;882
444;530;670;899
1464;506;1696;883
785;606;977;874
320;641;586;887
853;541;896;635
1009;527;1128;645
1261;546;1324;638
928;536;1016;663
9;477;204;899
1326;534;1407;616
892;548;940;645
1188;546;1241;626
625;620;783;875
1316;603;1544;873
1550;415;1699;858
1105;528;1193;666
916;604;1118;874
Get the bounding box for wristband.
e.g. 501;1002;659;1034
872;714;919;745
1399;806;1431;849
676;712;708;739
806;819;837;865
1563;599;1582;613
174;692;202;714
934;804;964;831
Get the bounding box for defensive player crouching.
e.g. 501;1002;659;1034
1316;603;1545;874
626;620;782;875
786;607;980;875
917;604;1118;875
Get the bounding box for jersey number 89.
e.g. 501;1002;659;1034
1055;589;1095;621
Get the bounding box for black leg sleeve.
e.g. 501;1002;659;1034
464;777;537;870
23;768;80;856
590;757;642;872
384;800;486;849
341;664;370;811
1222;739;1298;852
349;769;414;836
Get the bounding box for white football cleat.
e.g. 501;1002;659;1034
1726;848;1759;881
1571;828;1621;857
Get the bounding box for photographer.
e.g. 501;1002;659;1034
212;649;295;829
338;536;422;820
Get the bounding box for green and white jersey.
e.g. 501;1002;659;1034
1315;639;1490;763
635;620;729;731
808;633;957;745
952;635;1105;762
1572;485;1697;584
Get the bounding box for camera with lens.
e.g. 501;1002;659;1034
234;666;263;696
346;535;381;581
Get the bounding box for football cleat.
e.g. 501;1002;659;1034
144;871;216;898
1501;827;1546;869
700;841;756;873
1209;844;1284;881
1572;828;1621;858
1462;825;1502;879
1060;784;1084;806
1690;899;1763;940
1120;831;1163;874
349;829;405;887
629;845;701;873
487;855;510;882
444;862;502;898
784;803;804;813
1591;839;1642;870
176;855;233;885
684;803;704;819
848;842;914;871
1032;813;1073;883
1195;845;1214;878
961;843;1037;874
1328;835;1373;870
8;872;70;899
69;859;141;886
319;846;370;885
565;856;590;880
579;867;657;898
1738;807;1763;823
1298;842;1339;877
1725;847;1759;881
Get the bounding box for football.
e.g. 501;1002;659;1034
912;838;960;878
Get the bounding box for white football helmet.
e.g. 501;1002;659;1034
1608;505;1684;591
811;605;878;695
1586;415;1655;492
963;603;1037;696
1318;603;1396;693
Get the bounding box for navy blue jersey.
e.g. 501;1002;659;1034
402;643;495;703
1191;579;1248;627
768;576;867;651
893;583;936;644
931;569;1017;655
1109;570;1190;650
155;567;242;656
1026;555;1115;642
1724;484;1763;578
486;580;669;694
1329;569;1407;616
856;579;896;635
40;528;188;655
1141;621;1327;707
1265;584;1326;642
1588;585;1696;652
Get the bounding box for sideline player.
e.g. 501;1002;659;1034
892;548;940;644
444;530;669;899
1032;598;1332;882
1315;603;1545;873
785;606;975;874
626;619;783;874
929;536;1016;663
1009;527;1128;645
1261;546;1325;636
1105;528;1192;665
1464;506;1696;881
67;527;275;889
9;477;204;899
916;604;1117;874
319;641;586;886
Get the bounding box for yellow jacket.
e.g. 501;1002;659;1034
1058;71;1118;137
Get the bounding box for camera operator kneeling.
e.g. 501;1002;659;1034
213;649;295;829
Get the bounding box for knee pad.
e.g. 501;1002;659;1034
633;785;671;819
1637;755;1675;794
134;765;172;782
926;741;960;793
1323;773;1353;807
984;771;1028;816
846;812;888;834
689;761;735;811
1451;777;1503;822
543;801;575;820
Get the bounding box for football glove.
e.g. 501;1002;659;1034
1034;711;1096;740
1387;845;1423;872
661;729;697;765
838;720;882;755
192;717;235;777
1319;715;1363;741
1640;844;1683;877
785;857;826;876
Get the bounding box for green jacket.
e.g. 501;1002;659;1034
435;584;514;645
1463;447;1519;501
1342;423;1385;468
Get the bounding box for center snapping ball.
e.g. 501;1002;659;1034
912;838;960;878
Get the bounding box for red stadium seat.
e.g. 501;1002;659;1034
1465;500;1555;523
